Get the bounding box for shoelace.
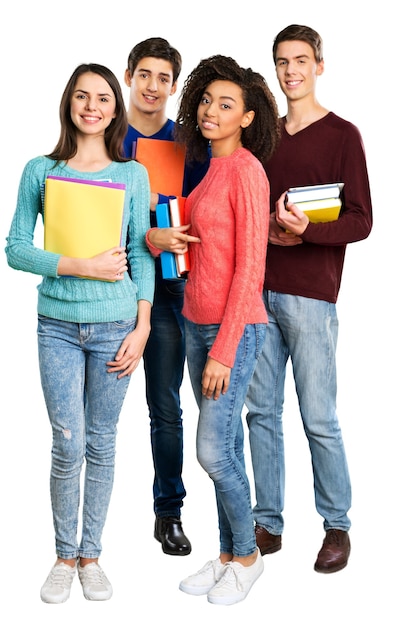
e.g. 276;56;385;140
325;530;342;545
194;559;221;576
212;562;243;591
47;564;75;588
79;564;107;586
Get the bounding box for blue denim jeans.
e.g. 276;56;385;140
143;273;186;518
37;315;135;559
245;291;351;533
185;319;266;557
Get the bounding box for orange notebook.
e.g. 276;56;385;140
135;139;186;197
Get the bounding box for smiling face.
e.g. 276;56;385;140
197;80;254;157
70;72;117;137
274;40;324;103
125;57;177;115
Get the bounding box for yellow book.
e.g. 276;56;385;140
44;176;125;258
293;197;342;223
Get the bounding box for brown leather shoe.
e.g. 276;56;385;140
314;529;350;573
255;525;282;556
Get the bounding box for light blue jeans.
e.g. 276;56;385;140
185;319;266;557
245;291;351;534
37;315;135;559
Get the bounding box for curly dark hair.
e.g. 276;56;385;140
175;55;281;165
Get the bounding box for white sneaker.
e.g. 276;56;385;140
207;554;264;605
78;562;113;601
40;562;76;604
179;558;226;595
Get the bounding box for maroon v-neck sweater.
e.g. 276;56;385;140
264;113;372;303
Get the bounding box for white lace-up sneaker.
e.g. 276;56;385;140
40;562;76;603
207;554;264;605
78;562;113;601
179;558;226;595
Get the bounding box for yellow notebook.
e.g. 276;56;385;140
44;176;125;258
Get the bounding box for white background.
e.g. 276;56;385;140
1;1;393;624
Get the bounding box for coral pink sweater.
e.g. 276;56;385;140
183;147;269;367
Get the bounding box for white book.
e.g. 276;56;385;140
287;182;344;204
168;197;190;275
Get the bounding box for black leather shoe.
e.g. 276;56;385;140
154;516;192;556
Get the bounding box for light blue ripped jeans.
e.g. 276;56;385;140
37;315;135;560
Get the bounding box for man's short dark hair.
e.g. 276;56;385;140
273;24;323;64
127;37;182;83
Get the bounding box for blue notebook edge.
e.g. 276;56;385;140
156;203;180;280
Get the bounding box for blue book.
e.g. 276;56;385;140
156;203;179;280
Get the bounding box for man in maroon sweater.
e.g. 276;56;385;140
246;24;372;573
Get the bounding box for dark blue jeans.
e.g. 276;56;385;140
143;271;187;518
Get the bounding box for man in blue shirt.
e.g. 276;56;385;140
123;37;208;555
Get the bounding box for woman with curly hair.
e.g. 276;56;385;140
173;55;280;605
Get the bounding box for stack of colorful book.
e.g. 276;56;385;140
156;197;190;280
286;182;344;223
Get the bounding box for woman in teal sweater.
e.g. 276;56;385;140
5;63;154;603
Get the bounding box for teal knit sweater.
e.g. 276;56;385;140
5;156;155;323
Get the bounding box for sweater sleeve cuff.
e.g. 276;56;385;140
145;228;163;257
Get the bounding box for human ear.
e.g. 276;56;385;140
241;110;255;128
124;69;132;87
316;59;325;76
170;81;178;96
